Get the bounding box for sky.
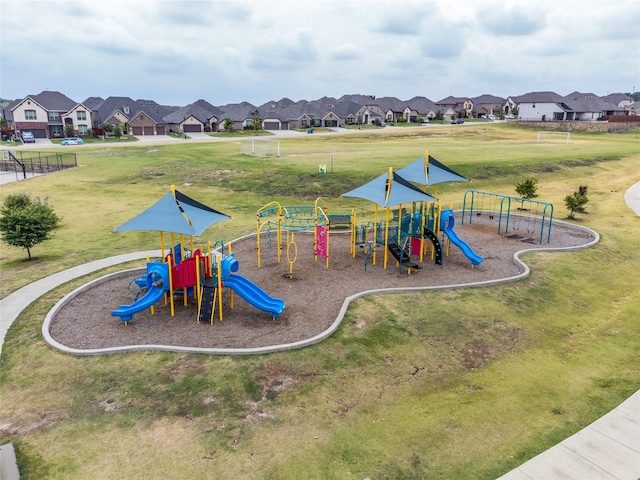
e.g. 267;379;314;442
1;0;639;107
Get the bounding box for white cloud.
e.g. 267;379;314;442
1;0;638;105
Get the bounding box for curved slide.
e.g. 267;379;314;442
111;285;165;322
440;209;483;266
223;274;285;318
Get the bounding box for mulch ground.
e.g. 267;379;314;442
49;213;596;351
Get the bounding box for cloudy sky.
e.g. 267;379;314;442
1;0;638;107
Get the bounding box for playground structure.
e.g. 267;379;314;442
343;159;484;271
255;155;485;274
111;187;285;324
461;190;554;244
111;242;285;325
110;155;541;326
256;198;332;277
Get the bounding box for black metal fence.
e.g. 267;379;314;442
0;151;77;178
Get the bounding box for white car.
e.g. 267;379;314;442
505;114;515;119
488;114;496;121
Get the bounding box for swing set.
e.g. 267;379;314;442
461;189;554;244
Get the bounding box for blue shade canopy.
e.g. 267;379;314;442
396;155;468;186
342;170;436;208
112;190;230;236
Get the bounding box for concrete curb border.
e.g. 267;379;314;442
40;219;600;356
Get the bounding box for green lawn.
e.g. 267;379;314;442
1;124;639;479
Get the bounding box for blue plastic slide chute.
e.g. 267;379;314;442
440;209;484;266
111;262;169;322
220;253;285;318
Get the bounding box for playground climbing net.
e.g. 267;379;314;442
239;138;281;158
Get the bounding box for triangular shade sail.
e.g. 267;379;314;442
342;170;436;208
396;155;468;185
112;190;230;236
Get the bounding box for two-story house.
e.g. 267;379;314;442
10;90;77;138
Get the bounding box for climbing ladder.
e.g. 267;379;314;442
422;227;443;266
197;280;218;325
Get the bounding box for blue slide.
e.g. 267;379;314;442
112;262;170;322
111;285;165;322
223;274;285;318
440;209;484;266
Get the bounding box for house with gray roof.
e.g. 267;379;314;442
163;99;223;133
217;102;260;131
512;91;572;121
128;99;174;136
471;94;506;118
514;91;624;121
436;96;473;119
10;90;77;138
602;93;635;109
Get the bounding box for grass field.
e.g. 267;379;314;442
1;123;639;479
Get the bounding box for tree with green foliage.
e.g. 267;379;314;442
564;185;589;219
251;115;261;132
64;124;75;137
515;177;539;199
0;192;60;260
515;177;540;210
223;117;234;133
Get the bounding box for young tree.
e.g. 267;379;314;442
0;192;60;260
515;177;540;210
251;115;261;132
223;117;234;133
515;177;539;199
564;185;589;219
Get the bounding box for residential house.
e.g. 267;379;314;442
405;96;439;122
602;93;635;109
85;96;136;134
436;96;473;119
217;102;260;132
563;92;624;120
10;90;77;138
163;99;224;133
628;101;640;116
471;94;506;118
128;100;174;136
372;96;408;122
512;91;571;121
62;103;95;137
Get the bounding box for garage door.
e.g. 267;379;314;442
143;126;154;135
132;127;143;136
28;129;47;138
156;126;165;135
183;124;202;133
263;122;280;130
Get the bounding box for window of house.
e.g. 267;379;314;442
77;111;87;121
25;110;37;120
78;125;88;136
49;111;60;121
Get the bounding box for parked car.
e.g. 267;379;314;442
60;137;84;145
21;131;35;143
452;118;464;124
505;114;515;119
